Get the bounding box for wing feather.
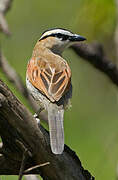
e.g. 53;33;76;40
27;57;71;102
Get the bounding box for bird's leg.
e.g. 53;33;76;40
33;106;44;125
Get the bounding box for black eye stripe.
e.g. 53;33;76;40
63;35;69;40
53;33;69;40
53;33;62;38
40;33;69;41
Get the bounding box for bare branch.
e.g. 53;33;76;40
0;0;12;35
0;52;27;96
18;150;29;180
24;162;50;174
0;80;94;180
71;43;118;86
0;12;10;35
0;0;12;13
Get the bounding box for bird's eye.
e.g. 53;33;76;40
56;33;62;38
62;35;68;41
54;33;69;41
52;33;62;38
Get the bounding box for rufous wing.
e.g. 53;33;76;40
27;58;71;102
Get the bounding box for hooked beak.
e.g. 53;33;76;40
69;34;86;42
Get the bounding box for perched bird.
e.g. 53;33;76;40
26;28;86;154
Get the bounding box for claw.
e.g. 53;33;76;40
33;113;40;125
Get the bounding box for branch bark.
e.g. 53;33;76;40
0;79;94;180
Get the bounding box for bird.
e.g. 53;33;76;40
26;28;86;154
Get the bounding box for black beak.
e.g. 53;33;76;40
69;34;86;42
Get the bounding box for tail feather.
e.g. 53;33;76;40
48;103;64;154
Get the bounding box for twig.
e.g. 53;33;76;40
16;140;32;158
0;52;27;96
18;150;29;180
0;0;12;35
0;0;12;14
0;12;10;35
24;162;50;173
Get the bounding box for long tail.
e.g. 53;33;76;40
48;103;64;154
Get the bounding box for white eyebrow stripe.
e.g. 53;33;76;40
40;29;73;39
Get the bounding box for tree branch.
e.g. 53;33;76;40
0;0;12;35
0;79;94;180
71;43;118;86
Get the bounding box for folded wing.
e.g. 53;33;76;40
27;57;71;102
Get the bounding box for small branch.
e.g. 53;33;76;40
24;162;50;174
0;12;10;35
18;150;29;180
71;43;118;86
0;0;12;13
0;0;12;35
0;53;27;96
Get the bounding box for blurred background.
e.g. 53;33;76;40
0;0;118;179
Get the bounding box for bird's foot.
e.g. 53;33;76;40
33;113;40;125
33;106;44;125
